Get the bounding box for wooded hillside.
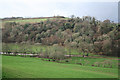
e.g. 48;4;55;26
2;16;120;56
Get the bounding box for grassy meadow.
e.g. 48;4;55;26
2;43;119;68
3;18;47;23
2;43;119;78
2;55;118;78
1;17;69;28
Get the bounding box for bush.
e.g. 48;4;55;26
65;60;69;62
49;46;66;60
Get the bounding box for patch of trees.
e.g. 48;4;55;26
2;43;66;60
2;17;23;20
2;16;120;56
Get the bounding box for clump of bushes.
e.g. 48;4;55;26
48;46;66;60
77;63;82;65
93;60;113;68
65;60;69;62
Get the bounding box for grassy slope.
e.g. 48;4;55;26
3;18;47;23
2;17;69;28
2;55;118;78
61;57;118;69
2;43;119;69
2;18;47;28
2;43;48;53
2;17;68;24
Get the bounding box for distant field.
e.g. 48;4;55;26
3;18;47;24
2;17;68;23
1;17;68;28
2;55;118;78
1;18;47;28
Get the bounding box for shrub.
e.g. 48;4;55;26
77;63;82;65
94;62;101;67
49;46;66;60
65;60;69;62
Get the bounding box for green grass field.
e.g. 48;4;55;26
2;18;48;28
1;17;70;29
2;17;69;26
3;18;47;23
2;43;48;54
60;57;118;69
2;55;118;78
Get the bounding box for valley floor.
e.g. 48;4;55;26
2;55;118;78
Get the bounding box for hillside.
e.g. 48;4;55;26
2;16;120;56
